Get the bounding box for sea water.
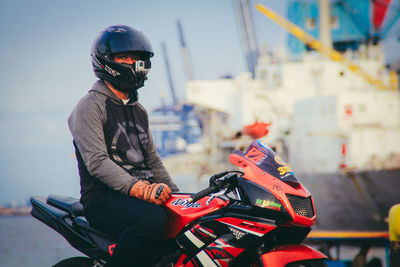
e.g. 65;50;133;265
0;215;84;267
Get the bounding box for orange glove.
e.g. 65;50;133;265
130;180;172;205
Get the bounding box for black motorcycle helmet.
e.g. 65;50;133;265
91;25;154;93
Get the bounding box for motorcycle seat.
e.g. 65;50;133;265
47;194;84;217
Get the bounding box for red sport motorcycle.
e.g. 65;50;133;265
31;140;327;266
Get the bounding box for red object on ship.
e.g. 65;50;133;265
242;121;271;139
372;0;391;30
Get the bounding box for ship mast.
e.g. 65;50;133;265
318;0;332;49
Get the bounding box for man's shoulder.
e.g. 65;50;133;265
72;91;102;111
69;88;109;122
75;80;114;106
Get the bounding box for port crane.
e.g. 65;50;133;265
255;1;398;91
150;20;202;156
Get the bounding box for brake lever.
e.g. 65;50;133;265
206;188;228;206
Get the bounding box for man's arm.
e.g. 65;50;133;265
146;132;179;192
68;95;138;195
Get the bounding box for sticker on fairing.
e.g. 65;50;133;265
255;198;282;210
171;198;202;209
274;155;295;178
245;147;268;165
277;166;292;176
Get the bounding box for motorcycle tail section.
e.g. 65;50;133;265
30;196;113;260
30;196;94;249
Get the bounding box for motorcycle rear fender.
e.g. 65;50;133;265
259;244;327;267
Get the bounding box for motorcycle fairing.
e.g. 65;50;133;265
188;236;245;267
216;217;275;237
176;222;218;256
164;193;229;239
178;229;251;267
229;140;317;227
259;244;327;267
174;215;277;267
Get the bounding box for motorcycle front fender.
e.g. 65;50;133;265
259;244;327;267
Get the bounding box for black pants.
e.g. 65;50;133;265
85;190;168;267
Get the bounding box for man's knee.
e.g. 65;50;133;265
140;206;168;233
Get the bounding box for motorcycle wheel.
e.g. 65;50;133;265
52;256;95;267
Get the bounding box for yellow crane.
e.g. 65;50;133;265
255;3;397;91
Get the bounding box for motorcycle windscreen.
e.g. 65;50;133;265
234;139;299;184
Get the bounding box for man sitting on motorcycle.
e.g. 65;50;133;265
68;24;179;267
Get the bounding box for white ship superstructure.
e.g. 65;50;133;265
185;45;400;174
182;0;400;174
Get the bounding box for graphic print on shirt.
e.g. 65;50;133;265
111;121;149;173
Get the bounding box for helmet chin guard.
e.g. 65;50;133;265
91;25;154;93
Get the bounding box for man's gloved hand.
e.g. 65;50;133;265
130;180;172;205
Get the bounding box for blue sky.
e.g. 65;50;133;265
0;0;399;204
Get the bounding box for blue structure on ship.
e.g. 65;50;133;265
287;0;398;56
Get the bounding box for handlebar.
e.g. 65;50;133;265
188;186;217;203
188;171;242;203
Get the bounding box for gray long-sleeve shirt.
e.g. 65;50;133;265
68;80;178;209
